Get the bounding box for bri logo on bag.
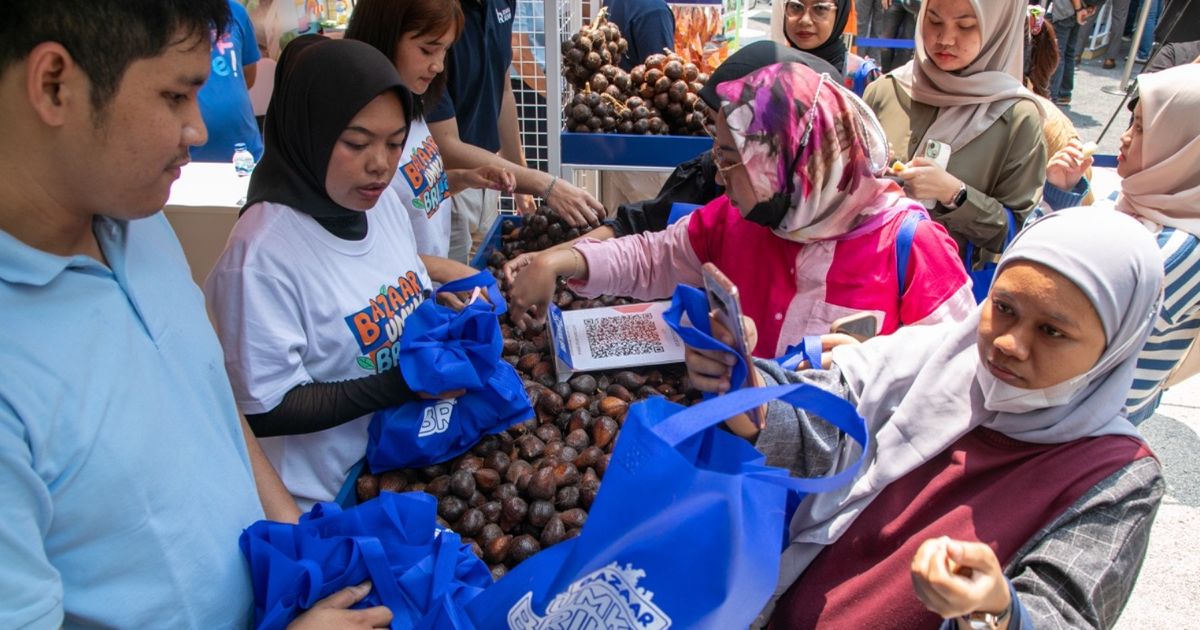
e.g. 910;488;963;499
343;271;425;373
506;562;672;630
418;399;458;438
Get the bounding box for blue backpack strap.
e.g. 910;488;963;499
851;57;881;96
963;207;1019;266
1004;207;1018;241
668;202;702;225
895;211;925;296
963;207;1019;302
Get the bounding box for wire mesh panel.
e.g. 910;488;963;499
504;0;586;211
511;0;549;174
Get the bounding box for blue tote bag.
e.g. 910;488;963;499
465;383;869;629
397;272;508;393
661;283;821;387
661;283;750;394
240;492;492;629
367;272;533;471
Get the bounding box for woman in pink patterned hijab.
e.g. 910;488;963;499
509;61;975;358
714;61;897;242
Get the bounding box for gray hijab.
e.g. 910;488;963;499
766;207;1164;614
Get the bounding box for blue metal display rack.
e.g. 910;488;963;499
560;132;710;169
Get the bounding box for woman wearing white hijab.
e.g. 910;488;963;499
1041;63;1200;423
865;0;1046;278
686;207;1165;627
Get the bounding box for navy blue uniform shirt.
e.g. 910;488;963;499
430;0;516;153
604;0;675;71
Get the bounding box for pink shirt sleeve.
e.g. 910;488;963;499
569;217;704;300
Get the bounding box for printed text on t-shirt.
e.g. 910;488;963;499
401;135;449;218
210;28;241;79
343;271;425;373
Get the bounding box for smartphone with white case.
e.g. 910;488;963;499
924;139;952;170
917;139;954;209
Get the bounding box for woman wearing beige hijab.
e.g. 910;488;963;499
1041;63;1200;423
865;0;1046;282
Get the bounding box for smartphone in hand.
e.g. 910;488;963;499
830;312;880;342
924;139;952;170
701;263;763;428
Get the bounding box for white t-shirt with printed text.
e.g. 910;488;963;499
390;117;452;257
205;191;431;507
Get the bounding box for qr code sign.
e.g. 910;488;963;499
583;313;665;359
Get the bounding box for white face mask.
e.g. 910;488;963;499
974;361;1092;414
973;299;1156;415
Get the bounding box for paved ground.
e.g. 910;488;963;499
1061;49;1143;158
733;13;1198;624
1116;379;1200;628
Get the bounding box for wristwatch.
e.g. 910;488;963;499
944;183;968;210
961;603;1012;630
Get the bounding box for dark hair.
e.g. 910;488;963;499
345;0;465;116
0;0;229;113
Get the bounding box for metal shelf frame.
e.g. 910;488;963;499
544;0;731;179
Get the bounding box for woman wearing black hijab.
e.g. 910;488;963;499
772;0;876;85
204;36;461;509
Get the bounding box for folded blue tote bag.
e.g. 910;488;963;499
464;380;869;629
367;272;533;471
240;492;492;629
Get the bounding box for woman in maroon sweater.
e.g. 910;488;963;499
686;207;1166;628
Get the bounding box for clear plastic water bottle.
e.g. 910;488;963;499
232;142;255;177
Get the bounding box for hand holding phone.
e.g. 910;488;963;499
701;263;764;429
898;139;961;207
924;139;952;170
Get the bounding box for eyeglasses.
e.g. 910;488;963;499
704;123;744;173
710;146;744;173
705;73;830;179
784;1;838;20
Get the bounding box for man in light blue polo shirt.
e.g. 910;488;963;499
0;1;386;627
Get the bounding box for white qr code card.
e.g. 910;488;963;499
547;301;687;381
